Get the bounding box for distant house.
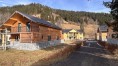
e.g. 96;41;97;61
97;25;108;41
107;22;118;44
62;29;84;41
0;11;62;50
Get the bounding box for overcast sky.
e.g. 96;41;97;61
0;0;112;13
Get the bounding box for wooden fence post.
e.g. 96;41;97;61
4;28;7;50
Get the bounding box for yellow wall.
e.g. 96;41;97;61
101;32;107;41
97;32;107;41
63;33;68;40
77;33;83;40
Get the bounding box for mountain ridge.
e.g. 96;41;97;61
0;3;112;25
0;3;111;38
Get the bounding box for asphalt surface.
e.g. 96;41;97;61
49;41;118;66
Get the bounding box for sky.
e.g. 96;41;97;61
0;0;112;13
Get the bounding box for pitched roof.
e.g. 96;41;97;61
62;29;72;33
4;11;61;30
62;29;83;33
99;25;108;32
77;30;83;32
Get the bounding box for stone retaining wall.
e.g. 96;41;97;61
10;40;64;51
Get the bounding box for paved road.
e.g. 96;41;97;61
49;41;118;66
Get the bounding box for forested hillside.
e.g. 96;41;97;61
0;3;112;25
55;10;112;25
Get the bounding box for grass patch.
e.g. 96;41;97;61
0;43;81;66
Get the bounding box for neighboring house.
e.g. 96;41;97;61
0;11;62;50
107;23;118;44
97;25;108;41
62;29;84;41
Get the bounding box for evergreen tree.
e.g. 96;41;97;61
104;0;118;31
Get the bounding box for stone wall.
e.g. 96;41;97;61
10;40;64;51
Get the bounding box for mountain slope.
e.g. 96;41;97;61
0;3;112;38
0;3;112;25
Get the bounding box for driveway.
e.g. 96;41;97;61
49;41;118;66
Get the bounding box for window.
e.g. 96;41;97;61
26;22;30;32
112;34;118;38
18;23;21;32
69;37;71;39
42;35;43;39
48;35;51;41
15;35;20;41
1;30;5;33
74;33;75;36
57;36;59;40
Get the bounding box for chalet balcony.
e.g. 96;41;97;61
11;26;40;33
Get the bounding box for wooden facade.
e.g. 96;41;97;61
0;11;61;44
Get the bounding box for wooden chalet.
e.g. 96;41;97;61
0;11;62;50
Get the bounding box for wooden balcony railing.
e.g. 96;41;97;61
11;26;40;33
